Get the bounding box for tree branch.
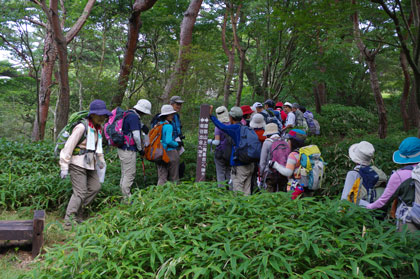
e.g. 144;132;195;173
65;0;96;44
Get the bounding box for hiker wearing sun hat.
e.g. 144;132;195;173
117;99;152;199
259;123;288;192
282;102;295;131
250;113;266;143
240;105;254;126
340;141;387;207
366;137;420;232
155;105;180;185
209;105;259;196
209;106;232;188
60;99;111;228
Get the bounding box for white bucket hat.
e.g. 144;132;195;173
263;123;279;136
215;106;229;123
250;113;265;129
133;99;152;115
349;141;375;166
159;104;177;117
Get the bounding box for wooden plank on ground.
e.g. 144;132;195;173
32;210;45;258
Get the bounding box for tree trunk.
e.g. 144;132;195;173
162;0;203;102
352;3;387;138
111;0;158;107
221;9;235;108
409;79;420;128
31;27;56;141
400;50;411;131
366;59;387;138
313;84;322;114
230;3;244;106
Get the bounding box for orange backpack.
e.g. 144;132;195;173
144;123;170;163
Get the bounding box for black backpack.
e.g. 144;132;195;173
150;113;161;128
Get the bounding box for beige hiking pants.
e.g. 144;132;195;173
65;164;101;220
118;148;137;198
231;163;254;196
157;150;180;185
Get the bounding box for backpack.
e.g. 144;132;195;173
234;126;262;164
395;165;420;226
304;111;320;136
297;145;325;190
347;166;388;204
265;110;283;130
144;123;170;163
104;107;134;147
54;110;89;157
214;132;232;165
269;138;290;168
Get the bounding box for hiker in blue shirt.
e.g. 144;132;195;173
156;105;180;185
170;96;185;178
118;99;152;200
209;106;254;196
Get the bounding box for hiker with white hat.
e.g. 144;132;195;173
170;96;186;179
259;123;288;192
366;137;420;232
209;106;231;188
282;102;295;131
340;141;387;207
250;113;266;143
117;99;152;199
156;104;180;185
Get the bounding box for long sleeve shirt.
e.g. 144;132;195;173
210;116;245;166
259;135;281;174
59;122;105;171
366;168;414;209
160;121;179;151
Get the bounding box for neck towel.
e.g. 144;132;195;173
85;120;103;165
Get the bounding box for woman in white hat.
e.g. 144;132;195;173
259;123;287;192
340;141;387;207
156;105;180;185
209;106;231;188
250;113;266;143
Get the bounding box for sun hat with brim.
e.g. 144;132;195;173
229;106;243;119
393;137;420;164
349;141;375;166
250;113;265;129
283;102;293;108
159;104;177;117
133;99;152;115
215;106;229;123
170;96;185;104
88;99;112;117
263;123;279;136
241;105;254;115
285;129;307;142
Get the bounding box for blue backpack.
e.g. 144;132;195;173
234;126;262;164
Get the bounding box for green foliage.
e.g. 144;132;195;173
29;183;420;278
315;104;378;138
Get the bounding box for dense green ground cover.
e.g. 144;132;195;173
28;183;420;278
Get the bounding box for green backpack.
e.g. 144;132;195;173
54;111;89;157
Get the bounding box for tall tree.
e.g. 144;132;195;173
161;0;203;102
111;0;158;107
221;6;235;108
352;0;387;138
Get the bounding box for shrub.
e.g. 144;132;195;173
29;183;420;278
315;104;377;138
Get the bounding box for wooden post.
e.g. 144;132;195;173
195;104;210;182
32;210;45;258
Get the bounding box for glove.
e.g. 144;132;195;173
208;139;213;145
60;170;68;179
178;141;184;147
139;149;145;156
268;160;275;169
97;160;106;169
141;125;149;134
212;140;220;146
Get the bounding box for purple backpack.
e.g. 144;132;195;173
269;138;291;167
104;107;134;147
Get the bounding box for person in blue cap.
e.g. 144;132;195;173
60;99;112;228
366;137;420;232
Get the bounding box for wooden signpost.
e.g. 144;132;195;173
195;104;210;182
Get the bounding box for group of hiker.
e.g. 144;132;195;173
58;97;420;232
340;138;420;232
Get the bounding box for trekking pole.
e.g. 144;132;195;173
141;158;147;187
